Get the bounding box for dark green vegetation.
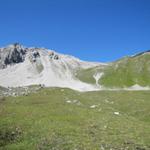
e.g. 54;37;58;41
0;88;150;149
77;53;150;88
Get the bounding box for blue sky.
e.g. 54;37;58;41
0;0;150;62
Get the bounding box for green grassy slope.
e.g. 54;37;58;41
100;54;150;87
76;66;104;84
0;88;150;149
77;53;150;88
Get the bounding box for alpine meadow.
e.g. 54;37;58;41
0;0;150;149
0;44;150;150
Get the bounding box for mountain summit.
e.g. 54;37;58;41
0;43;103;91
0;43;150;91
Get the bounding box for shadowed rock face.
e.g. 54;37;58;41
0;43;61;69
0;43;26;69
0;43;101;91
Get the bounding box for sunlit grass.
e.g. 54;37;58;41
0;88;150;149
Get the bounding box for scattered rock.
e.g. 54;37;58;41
12;93;17;96
73;100;78;103
104;125;107;129
32;51;40;58
90;105;97;108
30;50;40;62
60;89;64;92
90;104;100;109
98;108;102;112
114;112;120;115
105;99;109;103
48;51;54;57
54;55;59;60
48;51;59;60
0;85;42;97
39;84;45;88
66;99;82;105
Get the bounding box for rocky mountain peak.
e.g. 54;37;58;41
0;43;26;69
7;43;23;49
0;43;102;91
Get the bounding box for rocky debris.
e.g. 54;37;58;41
29;50;40;62
65;99;81;105
48;51;59;60
48;51;54;58
0;43;43;68
90;105;97;108
90;104;100;109
0;85;42;97
0;43;102;91
99;142;148;150
105;99;114;104
66;100;71;103
93;72;103;86
0;43;26;69
54;55;59;60
114;112;120;115
39;84;45;88
32;51;40;58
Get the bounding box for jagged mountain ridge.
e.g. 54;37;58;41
0;43;104;91
0;43;26;69
1;43;150;91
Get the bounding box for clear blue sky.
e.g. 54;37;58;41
0;0;150;62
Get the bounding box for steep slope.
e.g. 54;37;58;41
1;44;150;90
0;43;104;91
100;52;150;88
76;65;106;85
77;51;150;88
